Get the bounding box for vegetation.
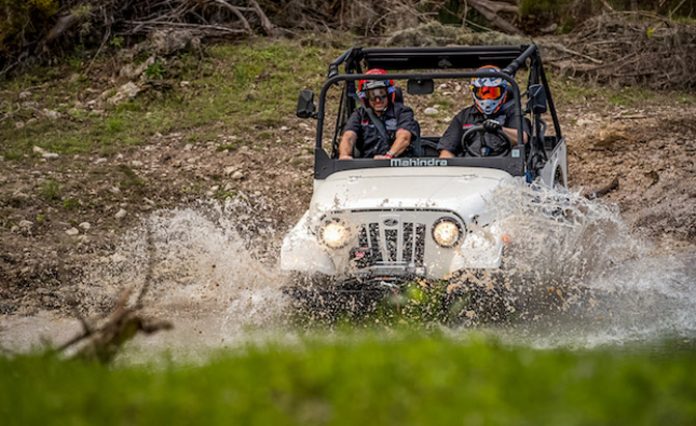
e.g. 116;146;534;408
2;0;694;77
1;331;696;425
0;40;338;159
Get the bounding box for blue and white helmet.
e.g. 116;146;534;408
470;65;510;116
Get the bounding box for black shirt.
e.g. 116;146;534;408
437;102;529;156
343;103;420;158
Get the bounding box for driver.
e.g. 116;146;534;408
338;68;419;160
438;65;528;158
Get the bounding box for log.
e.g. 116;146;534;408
585;177;619;199
466;0;522;35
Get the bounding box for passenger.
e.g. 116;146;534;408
438;65;529;158
338;68;419;160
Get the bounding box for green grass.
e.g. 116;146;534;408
549;75;696;108
0;40;338;160
38;179;61;201
1;332;695;425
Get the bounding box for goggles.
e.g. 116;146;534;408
367;88;389;101
473;85;503;100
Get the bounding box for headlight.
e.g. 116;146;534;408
432;218;461;248
320;220;351;249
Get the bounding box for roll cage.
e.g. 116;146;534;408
296;45;563;180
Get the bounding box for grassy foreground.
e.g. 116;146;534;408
2;332;695;425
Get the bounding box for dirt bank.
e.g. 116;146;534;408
1;54;695;319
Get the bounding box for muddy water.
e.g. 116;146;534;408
1;180;695;356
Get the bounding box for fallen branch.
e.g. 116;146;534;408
124;20;248;35
546;43;603;65
249;0;276;36
466;0;522;35
585;177;619;199
213;0;253;34
59;223;172;364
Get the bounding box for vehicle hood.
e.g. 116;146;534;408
310;166;511;215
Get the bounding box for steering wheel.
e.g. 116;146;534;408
460;125;512;157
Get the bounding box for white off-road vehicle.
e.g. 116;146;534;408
281;45;567;290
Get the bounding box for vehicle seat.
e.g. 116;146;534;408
411;136;439;157
393;86;403;103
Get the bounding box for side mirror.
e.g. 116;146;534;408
296;89;316;119
527;84;547;114
407;78;434;95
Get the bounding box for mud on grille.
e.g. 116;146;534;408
351;222;426;269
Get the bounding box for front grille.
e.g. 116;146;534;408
351;221;425;269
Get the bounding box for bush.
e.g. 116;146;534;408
0;0;59;57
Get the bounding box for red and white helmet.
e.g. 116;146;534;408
470;65;510;116
357;68;395;103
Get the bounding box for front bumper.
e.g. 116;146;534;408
281;209;504;280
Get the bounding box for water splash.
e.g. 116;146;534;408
2;183;695;355
479;179;696;348
79;196;291;353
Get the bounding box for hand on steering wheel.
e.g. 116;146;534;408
482;119;502;133
460;123;512;157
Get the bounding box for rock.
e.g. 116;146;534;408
65;227;79;236
32;145;59;159
224;166;238;176
595;126;629;149
424;107;439;116
115;209;127;219
541;23;558;34
18;220;33;229
94;157;107;164
150;29;200;55
42;109;61;120
280;126;289;131
210;185;220;192
108;82;141;105
78;222;91;230
119;57;154;79
131;160;143;167
231;171;244;180
10;225;19;233
18;91;31;100
15;121;25;129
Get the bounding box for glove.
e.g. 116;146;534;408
482;119;502;133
